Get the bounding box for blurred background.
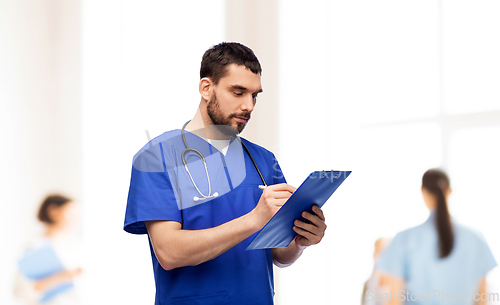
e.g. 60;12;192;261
1;0;499;304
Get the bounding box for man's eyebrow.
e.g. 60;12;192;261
231;85;263;93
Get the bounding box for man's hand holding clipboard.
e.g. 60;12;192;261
255;183;327;248
293;204;327;248
246;170;351;250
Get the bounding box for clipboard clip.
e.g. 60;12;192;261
332;170;340;179
311;170;343;180
320;170;340;179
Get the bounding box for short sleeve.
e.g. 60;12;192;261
475;233;497;279
124;142;182;234
376;232;408;279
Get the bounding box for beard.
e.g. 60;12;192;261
206;92;251;136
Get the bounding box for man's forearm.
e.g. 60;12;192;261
146;183;296;270
272;239;306;268
146;211;262;270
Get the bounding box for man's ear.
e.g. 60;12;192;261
199;77;213;101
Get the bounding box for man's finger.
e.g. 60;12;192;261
266;183;296;193
293;226;316;244
311;205;325;221
294;219;320;236
271;191;294;199
274;198;288;206
301;211;324;228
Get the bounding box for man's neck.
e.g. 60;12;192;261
186;102;232;140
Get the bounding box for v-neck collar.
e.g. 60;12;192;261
180;128;238;157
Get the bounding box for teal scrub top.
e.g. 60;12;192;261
124;129;287;305
376;213;497;304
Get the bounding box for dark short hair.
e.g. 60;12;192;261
200;42;262;84
37;194;72;224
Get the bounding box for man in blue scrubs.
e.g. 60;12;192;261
124;42;327;304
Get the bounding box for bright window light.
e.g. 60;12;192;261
442;0;500;115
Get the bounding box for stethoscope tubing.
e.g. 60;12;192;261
181;120;267;202
236;136;267;188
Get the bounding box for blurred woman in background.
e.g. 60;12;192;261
14;194;83;305
376;169;496;305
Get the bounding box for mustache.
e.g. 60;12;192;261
229;112;251;120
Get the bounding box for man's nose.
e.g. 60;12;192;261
241;95;254;112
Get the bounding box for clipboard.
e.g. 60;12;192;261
246;170;351;250
17;242;74;302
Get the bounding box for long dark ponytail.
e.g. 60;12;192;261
422;169;454;259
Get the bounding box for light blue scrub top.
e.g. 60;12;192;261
124;129;286;305
377;213;497;305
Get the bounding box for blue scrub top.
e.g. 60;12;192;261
124;130;286;305
376;213;497;305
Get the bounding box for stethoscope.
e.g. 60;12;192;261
181;120;267;202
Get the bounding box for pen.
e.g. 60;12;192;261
258;185;267;190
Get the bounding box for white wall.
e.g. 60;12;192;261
0;0;81;303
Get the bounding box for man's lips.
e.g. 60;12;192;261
234;116;249;123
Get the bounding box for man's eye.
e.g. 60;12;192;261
234;92;243;96
252;94;258;99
